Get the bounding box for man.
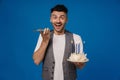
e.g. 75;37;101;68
33;4;86;80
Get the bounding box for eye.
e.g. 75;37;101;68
51;15;57;19
60;15;66;20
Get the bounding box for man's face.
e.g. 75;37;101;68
50;11;67;33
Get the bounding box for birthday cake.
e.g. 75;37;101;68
67;53;89;62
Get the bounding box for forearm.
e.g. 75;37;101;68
33;40;49;65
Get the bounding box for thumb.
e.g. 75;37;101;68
40;31;44;36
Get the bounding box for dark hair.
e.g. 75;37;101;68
51;4;68;14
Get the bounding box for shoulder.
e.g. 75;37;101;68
73;33;83;43
73;33;82;39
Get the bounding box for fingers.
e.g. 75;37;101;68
43;28;50;34
74;62;85;66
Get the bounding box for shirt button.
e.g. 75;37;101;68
52;66;54;69
52;72;54;74
51;77;53;80
53;61;55;64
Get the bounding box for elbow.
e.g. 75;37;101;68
34;60;40;65
33;56;40;65
33;57;40;65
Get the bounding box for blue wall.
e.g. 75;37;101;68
0;0;120;80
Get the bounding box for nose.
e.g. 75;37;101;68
56;18;60;22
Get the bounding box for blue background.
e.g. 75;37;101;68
0;0;120;80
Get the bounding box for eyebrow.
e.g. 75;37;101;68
51;14;66;17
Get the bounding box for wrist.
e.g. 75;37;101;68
42;39;49;43
41;40;49;46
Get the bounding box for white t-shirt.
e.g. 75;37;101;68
34;33;83;80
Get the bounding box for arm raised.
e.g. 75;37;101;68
33;28;50;65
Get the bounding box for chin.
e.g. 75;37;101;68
55;29;61;32
55;29;64;33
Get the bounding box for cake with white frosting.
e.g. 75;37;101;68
67;53;89;62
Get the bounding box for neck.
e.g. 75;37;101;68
54;30;65;35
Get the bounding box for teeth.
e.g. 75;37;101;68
56;24;61;26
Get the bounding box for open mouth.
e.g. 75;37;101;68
54;23;62;27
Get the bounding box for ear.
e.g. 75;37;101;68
50;19;51;22
50;17;52;22
66;18;68;23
